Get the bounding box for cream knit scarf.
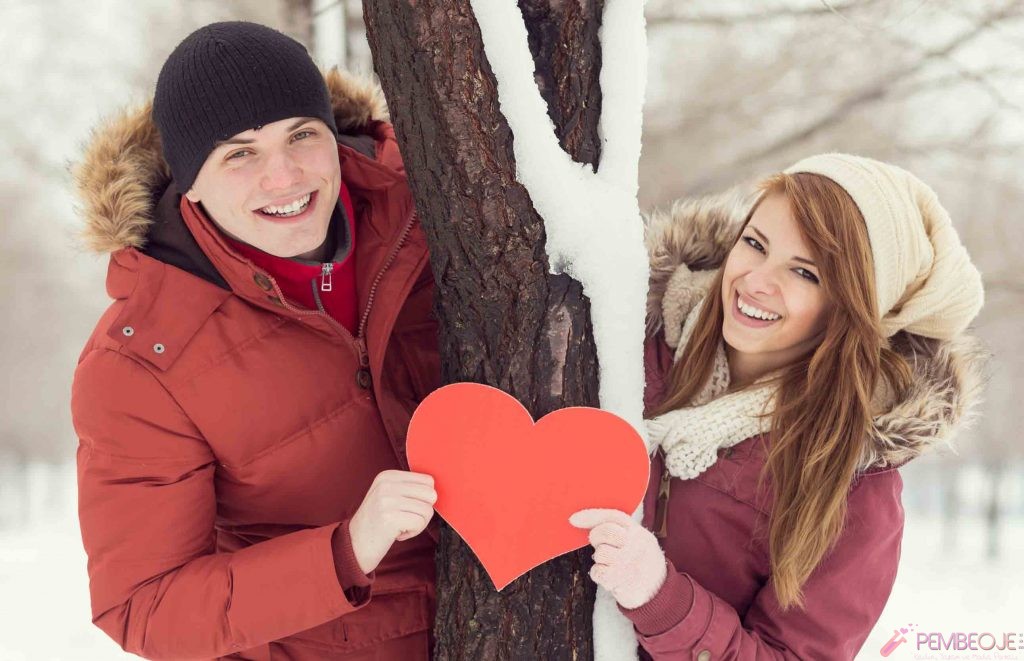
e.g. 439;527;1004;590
644;297;777;480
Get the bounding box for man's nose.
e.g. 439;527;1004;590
260;151;302;191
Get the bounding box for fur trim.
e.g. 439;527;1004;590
73;68;389;254
862;332;989;471
324;67;389;131
644;187;755;338
646;189;990;470
72;100;170;253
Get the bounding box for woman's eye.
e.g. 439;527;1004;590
226;149;251;161
795;268;820;284
742;236;765;253
293;129;315;140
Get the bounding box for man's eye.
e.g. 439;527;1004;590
293;129;315;140
227;150;251;160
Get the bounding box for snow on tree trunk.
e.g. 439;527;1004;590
363;1;648;659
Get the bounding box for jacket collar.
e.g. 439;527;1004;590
643;188;988;472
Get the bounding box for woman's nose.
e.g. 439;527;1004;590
743;264;780;296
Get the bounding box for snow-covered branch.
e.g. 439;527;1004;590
469;2;650;658
469;0;649;436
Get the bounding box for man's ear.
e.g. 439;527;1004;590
184;187;200;203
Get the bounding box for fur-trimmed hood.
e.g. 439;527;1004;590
72;68;388;255
643;188;988;471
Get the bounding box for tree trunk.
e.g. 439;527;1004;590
984;460;1003;560
363;2;604;658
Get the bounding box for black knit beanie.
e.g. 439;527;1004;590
153;21;338;191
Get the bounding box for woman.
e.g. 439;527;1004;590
571;153;986;659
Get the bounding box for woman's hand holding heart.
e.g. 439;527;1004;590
569;508;668;609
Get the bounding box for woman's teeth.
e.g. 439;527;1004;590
259;193;311;217
738;298;781;321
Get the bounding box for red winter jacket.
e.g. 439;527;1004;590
624;194;985;660
70;70;441;660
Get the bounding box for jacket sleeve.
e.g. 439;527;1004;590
621;471;905;660
72;349;371;660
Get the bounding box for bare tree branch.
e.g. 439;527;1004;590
821;0;1024;113
704;1;1023;183
646;0;875;27
888;65;1024;99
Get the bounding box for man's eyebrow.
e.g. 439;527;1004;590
213;118;316;149
748;225;817;267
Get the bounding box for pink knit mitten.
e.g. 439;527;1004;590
569;508;668;609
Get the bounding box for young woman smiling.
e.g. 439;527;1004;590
571;153;987;659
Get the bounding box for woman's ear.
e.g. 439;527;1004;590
184;188;200;203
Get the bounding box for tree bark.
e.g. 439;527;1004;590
363;1;604;658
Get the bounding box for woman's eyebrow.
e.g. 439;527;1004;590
749;225;817;267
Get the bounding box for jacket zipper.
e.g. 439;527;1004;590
307;275;373;371
320;262;333;292
355;209;418;342
260;209;418;384
653;450;671;539
310;279;327;313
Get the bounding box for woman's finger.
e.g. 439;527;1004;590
569;508;632;530
592;543;620;567
588;522;628;549
588;563;618;591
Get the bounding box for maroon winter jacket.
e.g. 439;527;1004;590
622;193;985;660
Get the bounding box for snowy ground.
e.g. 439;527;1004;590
859;511;1024;660
0;462;1020;660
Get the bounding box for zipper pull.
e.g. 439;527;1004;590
653;461;671;539
356;336;369;367
354;336;372;390
320;263;333;292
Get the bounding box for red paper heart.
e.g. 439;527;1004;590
407;382;650;590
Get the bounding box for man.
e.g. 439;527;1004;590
71;22;440;659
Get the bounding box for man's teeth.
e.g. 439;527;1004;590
738;298;781;321
259;193;311;217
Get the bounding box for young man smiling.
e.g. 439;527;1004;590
71;22;440;660
186;116;343;260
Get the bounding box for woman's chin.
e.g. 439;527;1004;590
723;328;778;358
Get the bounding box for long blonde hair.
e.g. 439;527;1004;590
649;172;912;610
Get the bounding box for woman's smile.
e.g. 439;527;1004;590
731;290;783;328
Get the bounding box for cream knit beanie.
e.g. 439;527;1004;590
783;153;984;340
